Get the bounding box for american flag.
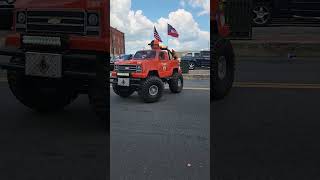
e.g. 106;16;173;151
153;26;162;42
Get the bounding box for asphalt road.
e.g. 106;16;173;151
0;81;108;180
110;80;210;180
0;77;210;180
213;57;320;179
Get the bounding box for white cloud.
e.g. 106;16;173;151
110;0;210;54
180;0;210;16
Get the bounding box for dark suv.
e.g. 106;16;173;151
181;50;210;70
252;0;320;26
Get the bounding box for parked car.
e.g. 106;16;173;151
252;0;320;26
110;54;133;70
0;0;15;30
181;50;210;70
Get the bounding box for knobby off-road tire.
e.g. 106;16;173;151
7;70;78;112
169;72;183;93
112;84;135;98
138;76;164;103
211;37;235;101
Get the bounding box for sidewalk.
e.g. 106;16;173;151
233;27;320;57
183;69;209;80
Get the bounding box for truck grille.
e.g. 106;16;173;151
26;10;85;35
118;65;137;72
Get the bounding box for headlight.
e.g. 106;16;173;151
17;12;26;24
136;65;142;72
88;13;99;26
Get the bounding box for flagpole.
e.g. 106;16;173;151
167;23;169;48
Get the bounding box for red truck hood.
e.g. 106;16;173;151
116;59;149;65
15;0;86;9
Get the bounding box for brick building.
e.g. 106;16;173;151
110;27;125;57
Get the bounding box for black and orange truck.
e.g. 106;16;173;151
211;0;235;101
0;0;109;120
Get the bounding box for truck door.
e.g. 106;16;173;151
167;50;178;75
158;51;170;77
290;0;320;18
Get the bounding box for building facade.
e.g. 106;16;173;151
110;27;125;57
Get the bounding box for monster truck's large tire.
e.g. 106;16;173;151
138;76;164;103
211;37;235;101
112;84;135;98
7;70;78;112
169;72;183;93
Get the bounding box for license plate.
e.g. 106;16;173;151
25;52;62;78
117;72;130;77
117;78;130;86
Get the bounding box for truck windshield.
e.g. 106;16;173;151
133;50;156;60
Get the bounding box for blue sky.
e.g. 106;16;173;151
110;0;210;53
131;0;210;32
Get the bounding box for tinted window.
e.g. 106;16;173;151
201;51;210;57
159;52;165;60
133;50;156;60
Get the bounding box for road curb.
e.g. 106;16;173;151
183;74;209;80
232;40;320;57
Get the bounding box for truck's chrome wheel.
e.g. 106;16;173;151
217;56;227;80
189;62;195;70
253;6;270;25
149;85;159;96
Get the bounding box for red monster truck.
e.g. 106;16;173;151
0;0;109;120
110;39;183;103
211;0;235;101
